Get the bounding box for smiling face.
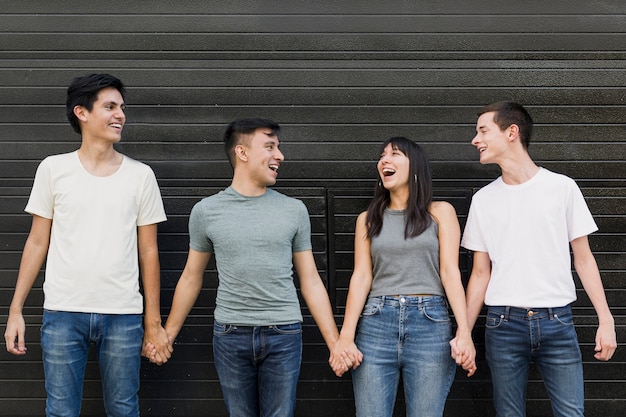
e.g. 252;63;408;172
75;87;126;144
472;111;511;165
377;143;410;191
238;128;284;188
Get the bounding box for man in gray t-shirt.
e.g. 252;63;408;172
158;118;361;416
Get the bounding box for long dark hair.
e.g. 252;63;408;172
366;137;433;239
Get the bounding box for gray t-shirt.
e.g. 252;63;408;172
188;186;311;326
369;209;445;297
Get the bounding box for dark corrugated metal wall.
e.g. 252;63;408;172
0;1;624;416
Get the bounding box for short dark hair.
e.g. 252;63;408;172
478;101;534;149
223;118;280;168
66;73;126;134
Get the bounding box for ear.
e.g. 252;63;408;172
507;124;520;142
234;144;248;162
73;105;88;123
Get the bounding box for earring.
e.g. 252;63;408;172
414;174;417;183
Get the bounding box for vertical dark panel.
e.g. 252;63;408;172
0;1;624;416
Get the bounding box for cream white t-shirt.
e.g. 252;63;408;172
25;151;166;314
461;168;597;308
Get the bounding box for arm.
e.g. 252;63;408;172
329;212;371;376
138;223;172;365
4;215;51;355
163;249;212;343
293;249;362;376
570;235;617;361
431;202;476;377
465;251;491;330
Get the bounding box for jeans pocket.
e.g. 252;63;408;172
422;305;450;323
213;321;234;335
270;322;302;335
361;298;382;317
485;314;505;329
553;312;574;326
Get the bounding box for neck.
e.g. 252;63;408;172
387;188;408;210
499;153;540;185
230;172;267;197
77;142;122;177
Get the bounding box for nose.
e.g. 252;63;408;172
471;134;480;146
115;107;126;121
275;148;284;161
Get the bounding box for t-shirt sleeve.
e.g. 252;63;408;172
24;158;54;219
188;201;213;253
292;201;312;253
566;181;598;241
137;167;167;226
460;196;488;252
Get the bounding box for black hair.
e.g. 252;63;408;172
66;73;126;134
366;137;433;239
478;101;534;149
223;118;281;168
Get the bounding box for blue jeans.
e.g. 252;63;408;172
485;305;584;417
352;296;455;417
213;321;303;417
40;310;143;417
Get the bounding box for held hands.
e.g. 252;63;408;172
142;325;174;365
4;312;27;355
329;336;364;377
449;331;477;377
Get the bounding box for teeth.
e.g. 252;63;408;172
269;164;279;172
382;168;395;176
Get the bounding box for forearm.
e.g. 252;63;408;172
339;274;371;340
576;258;614;325
441;273;472;335
10;239;48;314
164;274;202;339
301;279;339;348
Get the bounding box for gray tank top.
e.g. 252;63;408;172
369;209;445;297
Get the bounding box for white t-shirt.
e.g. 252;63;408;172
461;168;597;308
25;151;166;314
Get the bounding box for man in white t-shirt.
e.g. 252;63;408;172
3;73;171;417
461;101;617;417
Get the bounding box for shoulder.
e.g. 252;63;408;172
429;200;457;222
268;189;307;209
540;168;577;187
122;155;154;173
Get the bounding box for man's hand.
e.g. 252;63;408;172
4;312;28;355
142;324;174;365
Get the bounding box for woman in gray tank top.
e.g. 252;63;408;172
329;137;477;417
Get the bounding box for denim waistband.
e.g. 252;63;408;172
487;305;571;320
370;295;446;307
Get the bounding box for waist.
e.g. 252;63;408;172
488;305;571;320
369;295;447;307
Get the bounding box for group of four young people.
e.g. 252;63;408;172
5;73;616;417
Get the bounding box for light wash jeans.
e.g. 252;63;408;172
352;295;455;417
485;305;584;417
213;321;302;417
41;310;143;417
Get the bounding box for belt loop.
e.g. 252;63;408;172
503;306;510;321
548;307;554;320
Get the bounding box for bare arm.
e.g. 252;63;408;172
329;212;371;376
571;235;616;361
138;223;172;364
465;251;491;330
4;215;51;355
163;249;212;342
294;249;362;376
431;202;476;376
